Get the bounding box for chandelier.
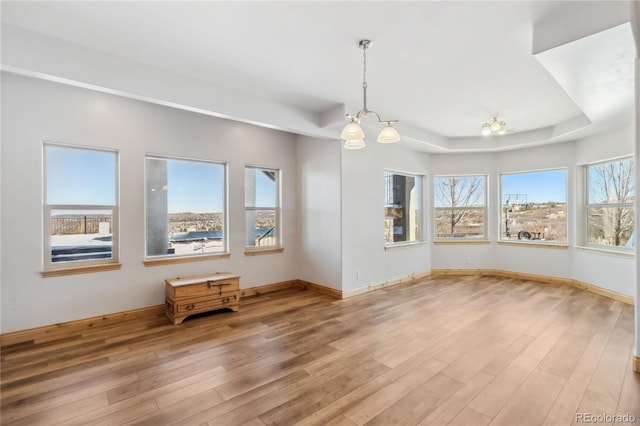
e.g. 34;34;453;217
341;39;400;150
481;116;507;136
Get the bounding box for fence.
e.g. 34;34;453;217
51;216;112;235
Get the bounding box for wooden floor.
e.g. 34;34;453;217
1;275;638;426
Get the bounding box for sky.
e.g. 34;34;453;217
46;145;116;205
501;169;567;204
47;147;276;213
165;160;276;213
166;160;223;213
47;144;565;212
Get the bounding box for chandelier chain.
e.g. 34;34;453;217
362;45;368;111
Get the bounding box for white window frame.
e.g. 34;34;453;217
584;157;634;252
144;154;228;262
499;168;568;245
244;165;281;251
434;175;488;241
384;170;423;246
43;143;120;271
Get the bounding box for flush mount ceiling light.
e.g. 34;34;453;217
481;116;508;136
341;39;400;150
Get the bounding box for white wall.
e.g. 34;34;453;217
1;72;636;334
430;153;497;270
1;73;300;332
340;139;431;292
296;136;342;290
431;133;635;297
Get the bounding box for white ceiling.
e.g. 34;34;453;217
1;1;637;152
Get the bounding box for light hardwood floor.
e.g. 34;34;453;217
1;275;638;425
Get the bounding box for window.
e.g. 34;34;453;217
586;158;634;249
145;156;226;259
44;144;119;270
384;171;422;244
500;169;567;244
245;166;280;249
434;175;487;239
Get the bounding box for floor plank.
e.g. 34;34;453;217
1;275;637;426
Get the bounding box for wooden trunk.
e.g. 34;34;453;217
165;272;240;325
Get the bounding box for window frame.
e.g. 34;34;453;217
143;154;228;264
434;174;488;241
43;142;120;273
584;156;634;252
384;170;424;247
244;165;282;253
498;168;568;246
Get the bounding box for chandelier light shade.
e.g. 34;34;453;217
482;116;507;136
341;39;400;148
340;120;365;142
343;138;366;150
377;123;401;143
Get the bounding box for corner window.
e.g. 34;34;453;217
500;169;567;244
44;144;119;270
245;166;280;249
586;158;634;249
145;156;226;259
384;171;422;244
434;175;487;239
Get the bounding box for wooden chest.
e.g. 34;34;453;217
165;272;240;325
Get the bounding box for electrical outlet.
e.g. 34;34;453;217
466;257;471;264
356;270;362;280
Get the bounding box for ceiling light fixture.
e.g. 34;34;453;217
481;116;508;136
341;39;400;150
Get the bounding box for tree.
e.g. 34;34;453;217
435;176;485;237
589;160;634;246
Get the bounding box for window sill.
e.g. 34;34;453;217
244;247;284;256
144;252;230;267
497;241;568;250
434;240;490;245
41;263;122;277
575;246;634;259
384;241;427;251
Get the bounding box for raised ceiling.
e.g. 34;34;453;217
1;1;637;152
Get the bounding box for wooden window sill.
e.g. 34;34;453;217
434;240;490;245
244;248;284;256
41;263;122;277
497;241;568;249
384;241;427;251
144;253;230;267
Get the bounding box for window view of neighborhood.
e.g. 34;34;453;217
45;144;118;266
384;172;421;244
146;156;226;257
245;166;279;248
586;158;634;248
435;175;487;239
500;169;567;243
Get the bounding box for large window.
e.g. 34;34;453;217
145;156;226;259
44;144;119;269
245;166;280;249
500;169;567;244
384;171;422;244
586;158;634;249
435;175;487;239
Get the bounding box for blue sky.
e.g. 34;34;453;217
166;162;276;213
167;160;224;213
46;145;116;205
47;147;276;213
502;169;567;204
